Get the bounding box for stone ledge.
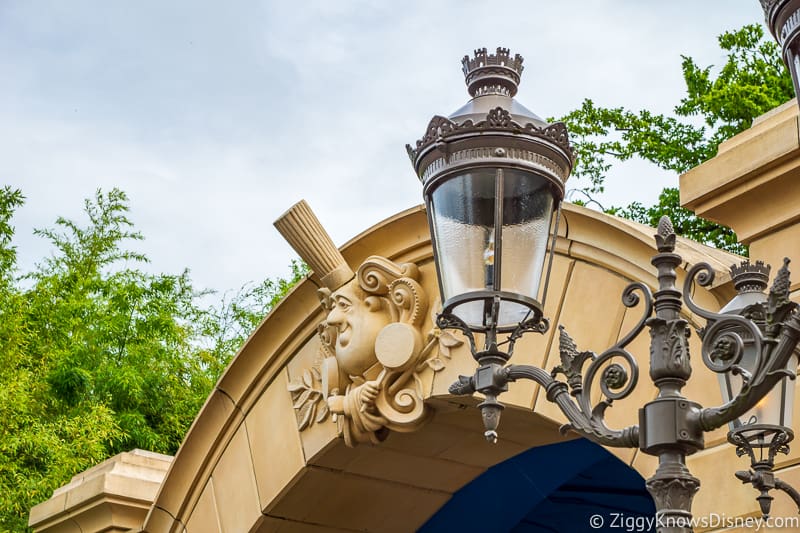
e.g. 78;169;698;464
681;98;800;219
29;449;173;533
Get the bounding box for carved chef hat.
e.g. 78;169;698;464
274;200;355;291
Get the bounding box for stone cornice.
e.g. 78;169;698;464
29;449;172;532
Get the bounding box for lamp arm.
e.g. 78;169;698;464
697;317;800;432
540;281;648;447
735;471;800;516
505;365;639;448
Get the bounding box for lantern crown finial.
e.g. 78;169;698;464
730;260;771;293
461;47;524;98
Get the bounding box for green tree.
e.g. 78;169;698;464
0;188;122;530
0;188;306;531
559;24;794;255
198;259;309;375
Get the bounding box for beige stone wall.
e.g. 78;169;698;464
682;98;800;296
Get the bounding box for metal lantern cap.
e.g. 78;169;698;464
405;47;574;199
462;47;524;98
720;260;771;314
761;0;800;106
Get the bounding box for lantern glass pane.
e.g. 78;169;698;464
429;168;495;327
500;168;554;305
723;343;798;443
428;168;555;329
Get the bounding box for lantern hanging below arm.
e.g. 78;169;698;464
426;165;558;331
718;260;797;445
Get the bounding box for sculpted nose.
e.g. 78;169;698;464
327;308;343;326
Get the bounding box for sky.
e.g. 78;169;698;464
1;1;770;295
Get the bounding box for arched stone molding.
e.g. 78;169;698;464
141;203;748;533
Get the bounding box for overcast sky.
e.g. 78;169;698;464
2;1;768;295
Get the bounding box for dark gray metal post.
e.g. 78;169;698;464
640;217;701;532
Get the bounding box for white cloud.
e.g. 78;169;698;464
0;0;769;293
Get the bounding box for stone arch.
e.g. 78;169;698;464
141;203;741;532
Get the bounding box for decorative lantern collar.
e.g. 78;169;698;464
405;47;574;188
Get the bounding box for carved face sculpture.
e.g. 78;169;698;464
326;280;392;377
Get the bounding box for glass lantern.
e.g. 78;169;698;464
407;47;573;335
425;167;558;331
718;261;797;446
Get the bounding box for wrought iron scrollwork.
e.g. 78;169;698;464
502;364;639;448
445;280;650;449
545;281;650;447
683;262;766;382
437;212;800;530
436;312;478;358
729;425;791;466
504;316;550;356
579;282;650;405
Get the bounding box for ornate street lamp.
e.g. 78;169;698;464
406;47;572;445
715;260;800;517
407;48;571;336
715;262;794;437
762;0;800;102
407;47;800;532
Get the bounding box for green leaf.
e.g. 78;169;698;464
555;24;792;254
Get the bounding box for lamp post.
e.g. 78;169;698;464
407;47;800;533
762;0;800;104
